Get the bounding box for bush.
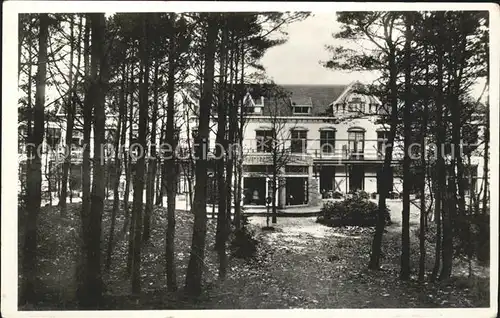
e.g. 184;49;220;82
317;191;391;227
230;225;260;259
357;190;370;200
332;191;343;199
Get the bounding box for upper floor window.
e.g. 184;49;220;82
291;129;307;153
46;127;61;148
191;128;209;157
293;106;311;114
377;104;390;115
291;96;312;115
256;129;274;153
320;130;336;154
348;128;365;155
377;130;389;157
244;94;264;114
72;129;84;148
462;123;479;153
348;102;364;113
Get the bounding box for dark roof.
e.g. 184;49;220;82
259;84;348;116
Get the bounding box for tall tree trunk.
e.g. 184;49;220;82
419;30;430;283
368;47;398;270
85;13;107;308
481;109;489;215
431;16;445;281
143;58;159;243
77;13;92;301
215;19;229;279
400;12;413;281
59;15;79;215
155;119;166;206
131;15;149;294
440;174;454;280
125;52;136;274
185;13;218;296
233;40;244;229
21;13;49;305
165;12;178;291
105;64;126;271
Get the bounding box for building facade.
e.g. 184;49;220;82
17;81;487;209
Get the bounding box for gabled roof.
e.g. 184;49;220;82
260;84;348;116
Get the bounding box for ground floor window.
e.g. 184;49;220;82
243;177;266;205
376;166;394;194
349;165;364;192
286;177;308;205
70;164;83;192
319;166;336;194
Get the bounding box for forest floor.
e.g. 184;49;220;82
18;201;490;310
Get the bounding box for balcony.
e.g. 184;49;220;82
239;138;404;163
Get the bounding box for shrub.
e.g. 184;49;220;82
317;192;391;227
356;190;370;200
332;191;343;199
230;225;260;259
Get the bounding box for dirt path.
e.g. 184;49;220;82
206;216;487;309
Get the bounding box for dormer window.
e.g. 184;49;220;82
290;96;312;115
243;93;264;114
293;106;311;114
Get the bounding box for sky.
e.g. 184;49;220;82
260;12;486;100
260;12;380;86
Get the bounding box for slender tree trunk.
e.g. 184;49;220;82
368;47;398;270
165;12;178;291
122;60;134;234
84;13;107;308
105;64;126;271
431;18;445;281
440;175;454;280
143;59;159;243
400;12;413;281
215;19;229;279
185;13;218;296
481;108;489;215
21;13;49;305
131;15;150;294
59;15;78;215
419;31;430;283
77;13;92;301
233;41;244;229
125;54;136;274
155;119;166;206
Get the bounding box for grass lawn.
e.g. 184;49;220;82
18;201;489;310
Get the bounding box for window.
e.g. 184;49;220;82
320;130;335;154
256;130;274;153
46;127;61;148
243;165;273;173
285;165;308;174
377;105;389;115
462;123;479;154
464;165;478;195
377;131;389;157
191;128;209;157
246;106;255;114
348;129;365;155
348;102;364;113
291;130;307;153
18;126;28;154
293;106;310;114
